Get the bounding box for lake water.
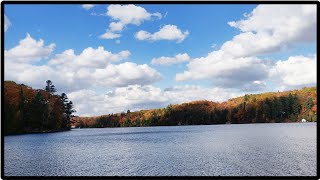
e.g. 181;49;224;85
4;123;317;176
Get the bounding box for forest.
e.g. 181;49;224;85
73;87;317;128
3;80;76;135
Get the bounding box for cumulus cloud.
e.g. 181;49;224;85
5;33;55;63
176;51;270;89
175;5;316;90
5;61;95;92
224;5;316;57
109;22;124;32
6;61;161;93
5;62;57;88
269;55;316;90
5;15;11;32
135;24;189;43
92;62;162;87
99;31;121;39
68;85;243;116
100;4;162;39
107;4;161;25
151;53;191;65
82;4;94;10
49;46;130;69
162;85;243;104
5;36;161;92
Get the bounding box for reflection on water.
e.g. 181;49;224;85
4;123;317;176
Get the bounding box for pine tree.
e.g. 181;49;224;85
304;97;313;110
292;95;301;115
45;80;56;95
60;93;76;129
30;92;48;130
18;87;25;128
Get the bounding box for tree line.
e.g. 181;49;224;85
4;80;76;135
74;87;317;128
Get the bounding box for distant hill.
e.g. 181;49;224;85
73;87;317;128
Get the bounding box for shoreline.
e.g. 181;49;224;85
4;121;317;136
5;122;315;136
4;129;71;136
72;121;314;129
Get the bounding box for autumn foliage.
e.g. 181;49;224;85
73;87;317;128
4;81;76;135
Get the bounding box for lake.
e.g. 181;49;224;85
4;123;317;176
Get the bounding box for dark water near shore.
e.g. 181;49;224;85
4;123;316;176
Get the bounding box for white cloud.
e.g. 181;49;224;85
68;85;243;116
135;31;150;41
135;24;189;43
48;48;162;89
6;60;161;93
107;4;161;25
82;4;94;10
224;5;316;57
5;61;94;92
270;55;316;90
5;62;56;88
176;51;269;89
49;46;130;69
175;5;316;90
152;12;162;19
109;22;124;32
92;62;162;87
99;31;121;39
100;4;162;39
5;15;11;32
5;33;55;63
162;85;242;104
5;36;162;92
151;53;191;65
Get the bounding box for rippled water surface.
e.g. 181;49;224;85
4;123;316;176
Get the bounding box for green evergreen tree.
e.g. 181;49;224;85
141;115;148;126
18;87;25;129
124;117;131;127
292;95;301;115
150;111;159;125
304;97;313;110
30;92;48;130
45;80;56;95
60;93;76;129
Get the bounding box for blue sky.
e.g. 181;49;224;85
4;4;317;116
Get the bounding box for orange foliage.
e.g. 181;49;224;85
73;86;317;126
312;105;317;113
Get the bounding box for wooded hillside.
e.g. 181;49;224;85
73;87;317;128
